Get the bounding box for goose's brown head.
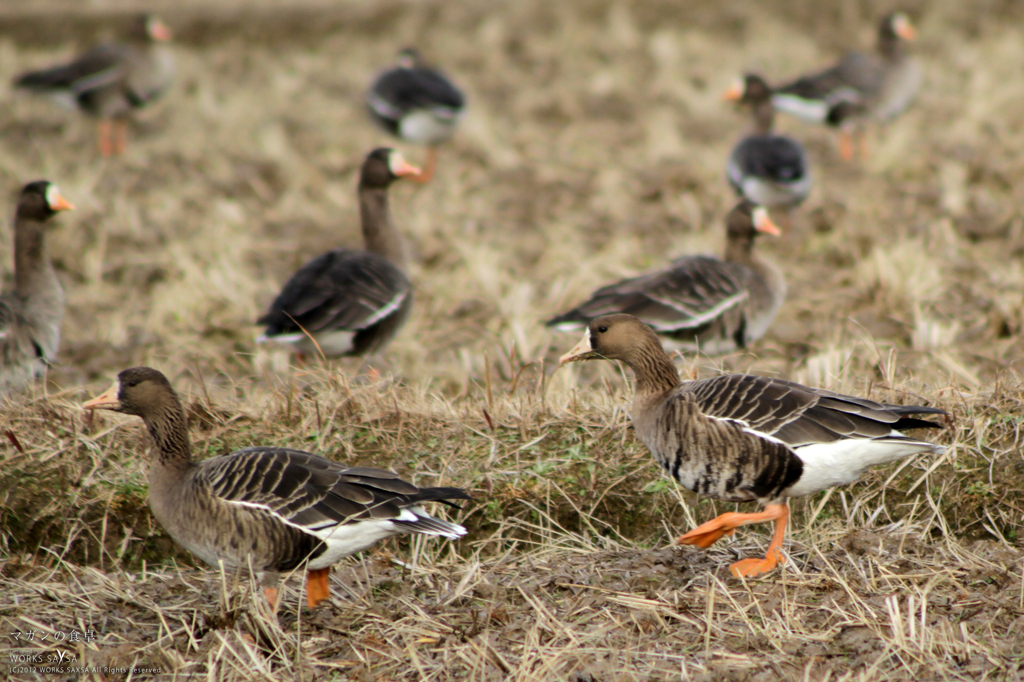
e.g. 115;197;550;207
559;314;663;365
131;14;172;42
17;181;75;222
723;73;772;105
360;148;422;189
82;367;179;417
397;48;425;69
880;12;915;43
727;200;780;240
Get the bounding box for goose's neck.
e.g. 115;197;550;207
359;185;406;267
143;403;195;475
724;234;758;268
751;99;775;135
879;36;905;62
627;344;682;397
14;219;59;299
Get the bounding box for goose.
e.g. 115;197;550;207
367;48;466;183
546;201;785;356
14;15;175;157
257;148;420;360
82;367;470;608
771;12;919;160
724;74;811;209
559;314;947;577
0;181;75;394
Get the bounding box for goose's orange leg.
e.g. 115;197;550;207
112;119;128;155
857;129;869;161
263;586;279;610
97;119;114;157
838;130;854;161
411;146;438;183
306;567;332;608
677;503;789;578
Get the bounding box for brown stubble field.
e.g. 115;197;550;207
0;0;1023;679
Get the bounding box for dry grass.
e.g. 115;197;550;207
1;0;1024;679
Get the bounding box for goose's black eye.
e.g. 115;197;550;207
597;325;608;333
126;380;140;388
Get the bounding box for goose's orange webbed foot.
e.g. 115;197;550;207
729;547;785;578
306;567;332;608
263;586;279;610
677;503;790;578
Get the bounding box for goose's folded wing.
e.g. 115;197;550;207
16;44;128;94
548;257;750;332
200;447;469;532
257;250;410;335
681;374;947;445
370;69;465;117
732;136;808;181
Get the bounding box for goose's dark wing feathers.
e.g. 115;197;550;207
15;44;128;95
371;67;465;116
200;447;470;531
732;136;807;181
680;374;947;445
258;249;410;336
546;256;749;332
776;52;883;104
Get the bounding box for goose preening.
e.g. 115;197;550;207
257;148;420;361
367;48;466;183
771;12;919;160
0;181;75;394
546;201;785;356
724;74;811;209
559;314;948;577
14;15;175;157
83;367;470;608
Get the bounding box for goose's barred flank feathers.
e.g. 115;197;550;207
83;367;470;607
560;314;948;578
547;202;785;356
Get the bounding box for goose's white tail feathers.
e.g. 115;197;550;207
785;437;944;498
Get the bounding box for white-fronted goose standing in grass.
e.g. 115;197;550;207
14;14;174;157
83;367;470;608
257;148;420;361
771;12;919;160
367;48;466;183
560;315;948;577
724;74;811;210
0;181;75;394
546;201;785;356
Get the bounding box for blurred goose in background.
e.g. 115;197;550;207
771;12;920;160
0;181;74;394
724;74;811;210
257;148;420;361
560;314;948;577
14;14;174;157
546;201;785;356
83;367;470;609
367;48;466;183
